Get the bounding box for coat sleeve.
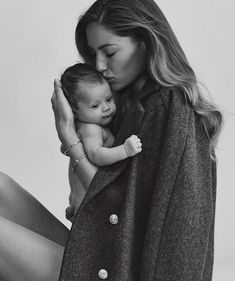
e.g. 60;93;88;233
140;88;216;281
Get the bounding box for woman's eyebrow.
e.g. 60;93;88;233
88;44;117;51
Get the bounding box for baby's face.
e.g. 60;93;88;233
75;81;117;126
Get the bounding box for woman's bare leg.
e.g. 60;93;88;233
0;172;69;246
0;216;64;281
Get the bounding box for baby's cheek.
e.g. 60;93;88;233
112;103;117;113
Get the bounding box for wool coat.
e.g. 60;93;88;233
58;78;217;281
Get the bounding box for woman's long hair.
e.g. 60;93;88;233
75;0;223;161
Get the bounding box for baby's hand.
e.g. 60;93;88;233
123;135;142;157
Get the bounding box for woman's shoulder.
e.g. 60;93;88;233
141;81;192;118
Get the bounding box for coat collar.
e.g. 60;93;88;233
136;77;161;102
77;78;161;210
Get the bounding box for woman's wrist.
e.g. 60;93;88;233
62;139;81;156
59;128;86;159
67;142;85;159
60;128;79;148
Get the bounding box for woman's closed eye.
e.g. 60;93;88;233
88;46;116;58
106;52;116;58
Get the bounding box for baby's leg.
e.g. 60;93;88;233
67;162;86;221
0;172;69;246
0;216;64;281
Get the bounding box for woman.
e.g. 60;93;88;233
0;0;223;280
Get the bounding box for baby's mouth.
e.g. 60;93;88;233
103;113;113;119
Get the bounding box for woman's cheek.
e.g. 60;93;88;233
111;55;124;74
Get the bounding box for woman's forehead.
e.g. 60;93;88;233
85;22;121;50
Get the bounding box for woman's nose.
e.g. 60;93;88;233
96;54;107;72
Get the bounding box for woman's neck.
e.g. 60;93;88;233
110;74;148;135
129;74;148;94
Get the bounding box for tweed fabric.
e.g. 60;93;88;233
58;79;216;281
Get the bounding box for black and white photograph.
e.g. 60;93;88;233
0;0;234;280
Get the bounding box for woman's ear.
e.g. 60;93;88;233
140;40;146;50
139;40;147;59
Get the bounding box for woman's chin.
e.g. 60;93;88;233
109;79;135;92
109;81;123;92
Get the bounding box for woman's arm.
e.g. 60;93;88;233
51;79;98;190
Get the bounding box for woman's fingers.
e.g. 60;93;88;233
51;79;62;112
53;79;74;124
51;79;77;143
54;78;62;88
53;79;65;107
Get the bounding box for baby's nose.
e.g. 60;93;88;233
102;103;110;111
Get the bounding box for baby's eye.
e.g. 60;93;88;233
91;104;99;109
106;96;113;102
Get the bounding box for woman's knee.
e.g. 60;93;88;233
0;172;15;197
0;172;23;207
0;171;12;182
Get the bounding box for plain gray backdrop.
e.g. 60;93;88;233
0;1;234;280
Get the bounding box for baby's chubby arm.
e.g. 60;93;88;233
80;124;142;166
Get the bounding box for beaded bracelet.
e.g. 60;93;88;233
62;139;81;156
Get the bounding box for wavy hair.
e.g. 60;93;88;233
75;0;223;161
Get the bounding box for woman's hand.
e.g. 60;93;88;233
51;79;78;145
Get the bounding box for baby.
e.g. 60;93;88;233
60;63;142;220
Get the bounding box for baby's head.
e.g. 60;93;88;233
61;63;116;126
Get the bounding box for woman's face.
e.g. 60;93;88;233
86;22;146;92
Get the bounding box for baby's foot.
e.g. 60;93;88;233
65;204;75;222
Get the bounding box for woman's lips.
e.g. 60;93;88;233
105;77;114;83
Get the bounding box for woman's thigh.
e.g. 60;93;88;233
0;216;64;281
0;172;69;246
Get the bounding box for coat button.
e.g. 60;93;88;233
109;214;118;224
98;269;108;279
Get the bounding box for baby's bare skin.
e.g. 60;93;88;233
63;79;142;221
66;124;142;222
65;125;115;221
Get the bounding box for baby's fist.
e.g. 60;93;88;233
123;135;142;157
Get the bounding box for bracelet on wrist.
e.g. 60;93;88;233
72;154;87;173
62;139;81;156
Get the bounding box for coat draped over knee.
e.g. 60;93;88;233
59;79;216;281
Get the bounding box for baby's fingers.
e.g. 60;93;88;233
137;142;142;148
